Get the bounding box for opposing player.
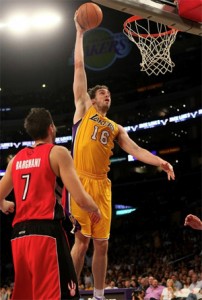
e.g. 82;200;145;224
184;214;202;230
70;12;175;300
0;108;101;300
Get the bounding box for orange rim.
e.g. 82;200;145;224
123;16;178;38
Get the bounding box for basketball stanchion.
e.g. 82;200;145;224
123;16;179;76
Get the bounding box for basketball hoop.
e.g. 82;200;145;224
123;16;178;76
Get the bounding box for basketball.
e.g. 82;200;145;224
76;2;103;31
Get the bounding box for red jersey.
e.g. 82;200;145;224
12;143;65;226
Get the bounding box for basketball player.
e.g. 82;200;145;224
70;12;175;300
0;108;101;300
184;214;202;230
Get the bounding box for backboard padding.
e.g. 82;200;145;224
93;0;202;36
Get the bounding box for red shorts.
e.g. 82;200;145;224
11;220;80;300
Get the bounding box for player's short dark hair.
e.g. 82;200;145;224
88;85;109;99
24;108;53;140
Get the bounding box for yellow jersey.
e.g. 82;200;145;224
72;105;119;176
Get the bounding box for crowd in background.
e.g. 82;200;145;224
1;214;201;299
78;223;201;290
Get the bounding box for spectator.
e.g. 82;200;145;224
171;274;183;291
144;278;164;300
105;280;118;289
124;279;132;289
85;282;94;291
132;289;145;300
84;268;94;288
189;273;202;291
140;277;150;292
0;285;10;300
184;277;192;289
149;277;155;287
131;279;139;289
160;279;176;300
186;273;202;300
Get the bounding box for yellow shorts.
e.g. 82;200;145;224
70;172;111;239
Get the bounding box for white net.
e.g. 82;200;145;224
123;18;178;76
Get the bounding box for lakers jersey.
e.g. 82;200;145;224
72;105;119;176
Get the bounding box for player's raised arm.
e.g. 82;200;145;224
73;11;91;124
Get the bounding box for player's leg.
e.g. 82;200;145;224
91;177;111;299
29;235;61;300
30;225;80;299
56;224;80;299
71;230;90;280
11;238;33;300
92;239;108;290
70;175;92;280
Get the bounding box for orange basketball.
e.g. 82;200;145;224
77;2;103;31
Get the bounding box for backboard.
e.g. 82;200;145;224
92;0;202;36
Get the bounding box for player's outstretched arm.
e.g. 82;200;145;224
0;159;15;214
117;124;175;180
50;146;101;223
184;214;202;230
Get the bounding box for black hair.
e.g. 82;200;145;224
24;108;53;140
